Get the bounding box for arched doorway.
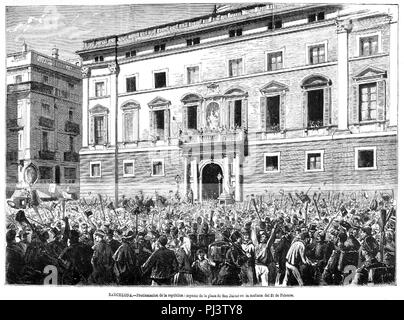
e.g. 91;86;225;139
55;166;61;184
201;163;223;200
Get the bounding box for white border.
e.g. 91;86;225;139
123;159;135;177
264;152;280;173
305;40;328;65
355;146;377;170
305;149;324;172
89;161;102;177
151;158;165;176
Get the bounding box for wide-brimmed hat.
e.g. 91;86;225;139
94;229;105;238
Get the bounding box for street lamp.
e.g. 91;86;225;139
217;173;223;197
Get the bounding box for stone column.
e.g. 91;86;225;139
234;154;241;201
336;20;351;131
108;62;119;145
389;12;398;127
223;156;229;194
183;156;188;195
81;66;90;147
191;158;198;201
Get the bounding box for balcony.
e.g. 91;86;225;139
39;150;56;160
180;129;245;144
64;151;79;162
65;121;80;135
7;118;23;130
7;81;54;95
39;116;55;129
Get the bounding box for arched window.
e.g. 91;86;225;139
223;87;248;130
301;75;332;128
259;81;289;132
89;104;109;145
181;93;203;132
121;100;140;142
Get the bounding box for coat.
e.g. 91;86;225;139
141;246;178;281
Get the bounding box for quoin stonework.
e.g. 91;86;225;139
6;44;82;197
77;3;398;204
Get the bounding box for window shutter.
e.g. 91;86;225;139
351;85;359;124
89;116;94;145
260;97;266;132
164;108;170;139
377;80;386;121
103;115;108;144
183;106;188;131
280;93;286;130
149;111;154;138
197;104;202;130
228;100;235;129
242;99;248;129
302;91;308;128
126;78;130;92
323;86;331;126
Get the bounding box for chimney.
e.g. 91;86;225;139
22;41;28;53
52;47;59;59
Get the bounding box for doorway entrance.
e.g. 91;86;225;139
201;163;223;200
55;165;61;184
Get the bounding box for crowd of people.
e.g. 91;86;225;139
5;189;396;286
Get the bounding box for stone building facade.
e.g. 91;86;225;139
6;45;82;196
77;3;398;203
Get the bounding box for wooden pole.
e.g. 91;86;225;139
98;194;105;221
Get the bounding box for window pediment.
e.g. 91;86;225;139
89;104;109;114
121;100;140;111
180;93;203;104
301;75;332;89
223;87;248;98
260;81;289;95
148;96;171;109
353;66;387;82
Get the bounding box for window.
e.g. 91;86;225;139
306;151;324;171
94;116;105;145
152;160;164;176
68;83;75;89
95;82;105;97
18;131;23;150
154;72;167;88
360;35;379;56
68;110;74;121
359;83;377;121
187;66;199;84
39;166;53;180
264;153;280;173
95;56;104;62
90;162;101;177
154;44;166;52
42;131;49;151
309;44;326;64
308;12;325;23
234;100;242;128
123;160;135;177
43;75;49;83
229;28;242;37
126;76;137;92
186;38;200;46
125;50;136;58
355;147;376;170
41;103;51;118
123;111;134;142
155;110;165;130
268;18;282;30
17;100;23;118
266;96;280;131
15;75;22;83
229;58;243;77
64;168;77;180
69;136;74;152
307;89;324;127
187;106;198;130
267;51;283;71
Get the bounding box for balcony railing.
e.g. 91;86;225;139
39;116;55;129
307;120;324;129
64;151;79;162
39;150;56;160
180;129;245;144
65;121;80;135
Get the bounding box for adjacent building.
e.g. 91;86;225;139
77;3;398;203
6;45;82;197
